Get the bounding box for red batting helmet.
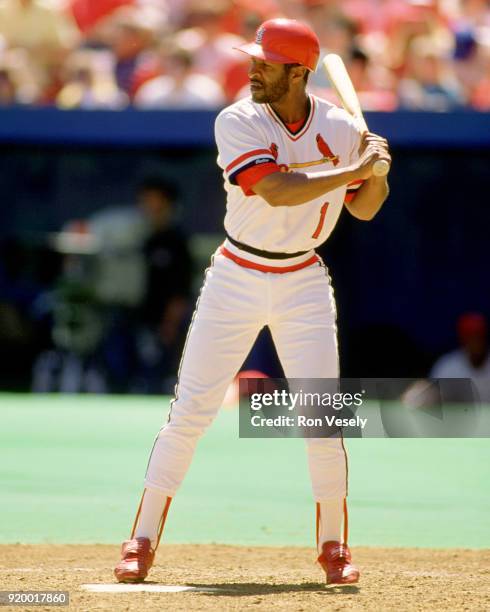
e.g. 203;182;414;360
235;18;320;72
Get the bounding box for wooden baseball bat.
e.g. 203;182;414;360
322;53;390;177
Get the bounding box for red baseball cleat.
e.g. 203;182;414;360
317;541;360;585
114;537;155;583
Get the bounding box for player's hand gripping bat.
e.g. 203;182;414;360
322;53;390;177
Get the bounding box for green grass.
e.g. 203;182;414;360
0;394;489;548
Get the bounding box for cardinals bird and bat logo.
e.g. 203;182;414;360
269;135;339;172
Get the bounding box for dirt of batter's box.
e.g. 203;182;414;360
0;544;489;611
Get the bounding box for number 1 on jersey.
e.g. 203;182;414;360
311;202;329;239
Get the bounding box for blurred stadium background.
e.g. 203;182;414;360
0;0;489;551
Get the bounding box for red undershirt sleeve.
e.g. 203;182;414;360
344;179;364;203
235;162;281;196
345;116;364;204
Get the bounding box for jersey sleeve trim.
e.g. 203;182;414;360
225;149;275;176
235;162;280;196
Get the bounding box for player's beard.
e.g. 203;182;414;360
250;71;290;104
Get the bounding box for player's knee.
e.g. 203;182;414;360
164;412;215;438
306;437;345;451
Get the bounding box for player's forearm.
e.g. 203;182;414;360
345;176;389;221
254;166;361;207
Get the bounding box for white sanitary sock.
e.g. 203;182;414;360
133;488;168;549
318;497;344;554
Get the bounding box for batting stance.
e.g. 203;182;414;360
115;18;391;585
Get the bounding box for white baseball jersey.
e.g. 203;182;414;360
215;93;363;254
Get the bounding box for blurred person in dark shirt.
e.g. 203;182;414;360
135;176;193;393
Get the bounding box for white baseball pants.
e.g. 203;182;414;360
144;244;348;503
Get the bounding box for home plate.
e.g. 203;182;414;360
81;584;221;593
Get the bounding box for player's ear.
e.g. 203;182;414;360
290;65;308;85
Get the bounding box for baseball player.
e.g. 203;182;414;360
114;18;390;585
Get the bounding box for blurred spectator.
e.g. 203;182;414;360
383;1;452;67
70;0;136;35
0;65;19;105
470;38;490;110
37;54;66;104
176;0;245;82
104;7;157;95
222;11;263;102
0;1;488;108
430;313;490;402
219;0;279;35
0;0;79;54
0;0;80;105
0;0;79;100
342;45;398;111
449;0;490;106
56;49;128;108
134;176;193;393
454;0;490;28
452;26;480;98
398;35;465;110
134;43;225;109
308;7;359;93
0;47;50;104
308;4;358;57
